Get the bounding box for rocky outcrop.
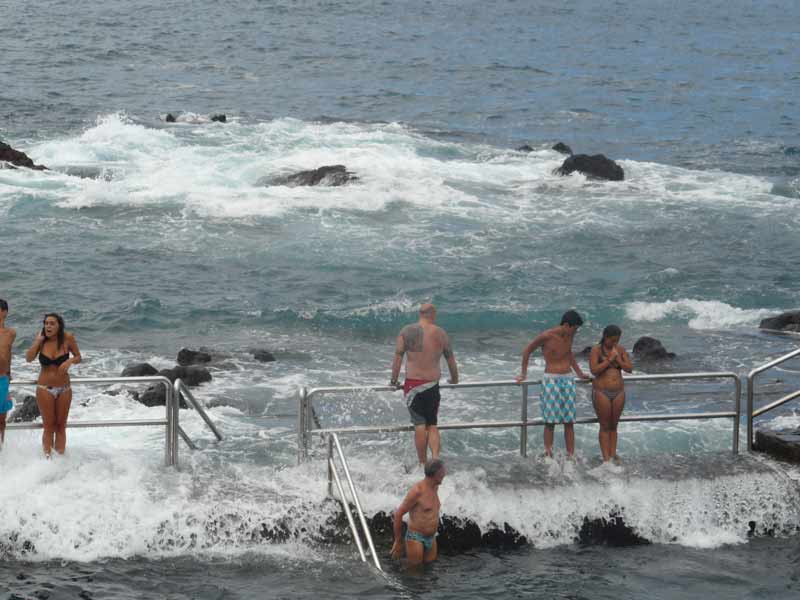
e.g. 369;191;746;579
159;366;212;386
759;311;800;333
210;114;227;123
578;515;649;546
177;348;212;366
9;395;39;422
632;336;675;360
165;113;177;123
121;362;159;377
0;142;46;170
552;142;573;155
754;429;800;462
265;165;358;187
555;153;624;181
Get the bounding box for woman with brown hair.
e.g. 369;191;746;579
25;313;81;457
589;324;633;464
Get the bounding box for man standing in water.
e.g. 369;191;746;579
515;310;588;458
391;458;446;566
0;298;17;446
391;303;459;467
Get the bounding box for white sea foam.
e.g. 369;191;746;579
11;111;786;225
625;299;774;330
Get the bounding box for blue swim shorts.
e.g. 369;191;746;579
0;375;12;414
539;374;576;424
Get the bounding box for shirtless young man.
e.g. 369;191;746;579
391;304;459;467
515;310;588;458
0;298;17;446
391;458;446;566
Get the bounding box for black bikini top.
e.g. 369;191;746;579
39;352;70;367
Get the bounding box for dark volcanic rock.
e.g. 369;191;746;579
759;311;800;333
754;429;800;463
436;515;483;553
555;153;624;181
210;114;227;123
267;165;358;187
165;113;177;122
632;336;675;360
138;384;188;408
552;142;573;155
10;395;40;422
159;366;212;386
177;348;212;366
251;349;276;363
517;144;534;153
121;362;159;377
579;514;649;546
0;142;47;170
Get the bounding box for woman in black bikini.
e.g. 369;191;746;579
25;313;81;457
589;325;633;463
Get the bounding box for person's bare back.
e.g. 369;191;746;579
400;321;450;381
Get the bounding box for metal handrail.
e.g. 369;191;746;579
746;347;800;450
299;372;742;459
174;379;224;442
9;375;179;466
326;433;382;571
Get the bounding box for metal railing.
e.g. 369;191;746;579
746;347;800;451
7;376;222;466
298;372;742;460
326;433;382;571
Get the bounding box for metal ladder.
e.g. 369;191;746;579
326;432;383;571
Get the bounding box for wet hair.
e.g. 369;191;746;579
424;458;445;478
0;298;7;312
600;324;622;345
43;313;66;350
560;310;583;327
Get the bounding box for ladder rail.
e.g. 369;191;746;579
327;433;383;571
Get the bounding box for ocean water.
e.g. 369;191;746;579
1;0;800;598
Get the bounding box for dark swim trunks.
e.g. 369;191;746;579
404;378;440;426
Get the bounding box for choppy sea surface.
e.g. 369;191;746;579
1;0;800;598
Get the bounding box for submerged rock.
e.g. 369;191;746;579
177;348;212;366
759;311;800;333
251;349;276;363
165;113;177;122
632;336;675;360
517;144;534;153
555;153;624;181
121;362;159;377
264;165;358;187
552;142;573;155
0;141;47;170
210;114;227;123
159;366;212;386
9;395;39;422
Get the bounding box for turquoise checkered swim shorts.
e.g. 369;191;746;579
540;374;576;424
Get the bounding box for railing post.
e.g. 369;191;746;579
327;435;334;497
172;381;180;467
747;374;755;452
298;387;308;463
520;383;528;457
733;375;741;455
165;379;173;467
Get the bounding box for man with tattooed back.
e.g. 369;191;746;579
391;303;459;467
